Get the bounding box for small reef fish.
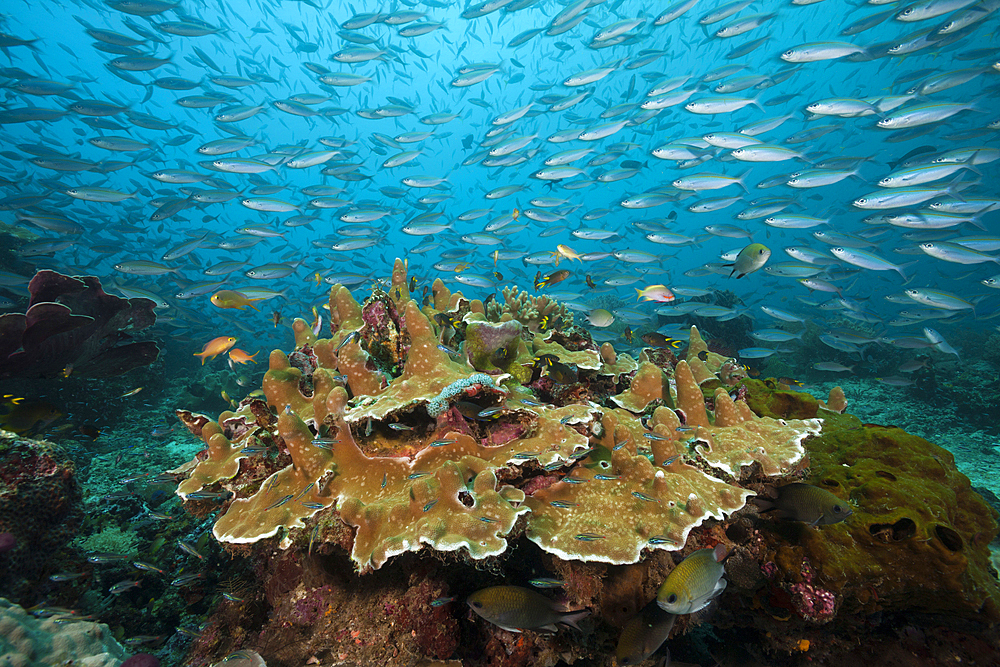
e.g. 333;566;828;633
556;244;582;261
656;544;728;615
534;269;570;290
171;572;205;587
388;422;414;431
194;336;238;365
490;345;515;367
87;553;129;564
185;490;229;501
467;585;588;633
640;333;682;349
753;483;853;525
586;308;615;327
547;361;579;384
177;541;204;559
812;362;854;373
616;599;676;667
528;578;565;589
635;285;675;303
132;561;164;574
210;289;265;311
228;348;259;364
109;580;141;595
264;494;294;511
725;243;771;278
0;399;62;436
336;330;360;353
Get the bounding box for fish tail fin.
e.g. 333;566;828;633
737;168;752;193
558;609;590;632
750;496;775;513
945;174;974;203
896;260;918;283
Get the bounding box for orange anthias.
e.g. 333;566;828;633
228;348;259;364
194;336;238;365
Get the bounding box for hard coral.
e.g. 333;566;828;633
171;263;1000;667
0;430;82;598
0;597;127;667
491;285;573;332
176;271;826;576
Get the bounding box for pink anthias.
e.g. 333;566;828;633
635;284;676;303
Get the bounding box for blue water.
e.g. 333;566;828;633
1;0;996;346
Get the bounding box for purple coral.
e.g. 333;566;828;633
788;559;837;622
0;270;158;378
122;655;160;667
290;585;334;626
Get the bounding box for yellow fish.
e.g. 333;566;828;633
228;348;259;365
210;290;265;311
556;244;582;262
656;544;728;615
194;336;238;365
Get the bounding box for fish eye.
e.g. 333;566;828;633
832;505;843;514
901;8;913;15
666;593;678;604
472;601;482;608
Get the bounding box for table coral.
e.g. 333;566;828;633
175;261;829;574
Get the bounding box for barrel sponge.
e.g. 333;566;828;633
0;597;127;667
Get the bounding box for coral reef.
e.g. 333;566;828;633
0;430;83;599
168;260;1000;667
486;285;573;332
0;270;159;378
0;597;127;667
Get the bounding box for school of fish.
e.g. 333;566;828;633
0;0;998;380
